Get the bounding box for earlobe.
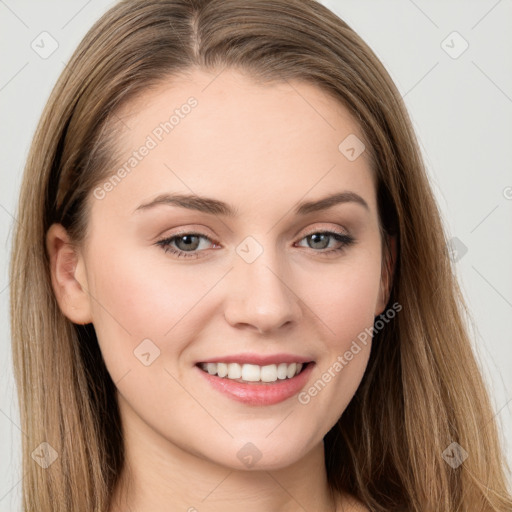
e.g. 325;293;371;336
45;223;92;325
375;234;397;316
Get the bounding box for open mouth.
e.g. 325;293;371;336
195;360;316;405
196;361;313;384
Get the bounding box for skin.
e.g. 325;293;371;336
47;68;396;512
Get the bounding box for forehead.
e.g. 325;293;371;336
91;67;376;220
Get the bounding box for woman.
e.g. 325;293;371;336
9;0;512;511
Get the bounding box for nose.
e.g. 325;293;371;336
223;244;302;334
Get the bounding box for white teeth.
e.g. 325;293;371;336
228;363;242;379
241;364;260;382
217;362;228;378
287;363;297;379
276;363;288;379
199;361;304;382
206;362;217;375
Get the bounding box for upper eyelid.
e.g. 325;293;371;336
159;226;350;248
161;222;350;241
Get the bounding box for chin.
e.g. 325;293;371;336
199;434;315;472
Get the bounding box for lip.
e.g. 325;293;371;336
197;352;314;366
195;361;315;406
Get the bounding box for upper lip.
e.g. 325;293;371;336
197;353;314;366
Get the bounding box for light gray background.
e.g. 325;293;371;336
1;0;511;509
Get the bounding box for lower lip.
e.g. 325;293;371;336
194;362;315;406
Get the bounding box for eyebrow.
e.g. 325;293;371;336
133;191;369;216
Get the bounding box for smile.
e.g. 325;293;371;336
198;361;308;382
195;361;315;406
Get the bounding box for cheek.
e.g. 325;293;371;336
304;250;383;340
295;252;380;410
85;242;234;385
85;247;199;374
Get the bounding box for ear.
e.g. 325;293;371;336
46;223;93;325
375;234;397;316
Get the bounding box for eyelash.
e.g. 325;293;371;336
155;229;356;259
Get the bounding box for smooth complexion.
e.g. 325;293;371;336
46;68;395;512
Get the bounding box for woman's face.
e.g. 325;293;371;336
59;68;392;470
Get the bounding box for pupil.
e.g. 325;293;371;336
310;233;328;249
179;235;198;250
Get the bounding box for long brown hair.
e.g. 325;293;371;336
9;0;512;510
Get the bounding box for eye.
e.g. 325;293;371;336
155;229;356;259
295;230;355;255
156;233;217;259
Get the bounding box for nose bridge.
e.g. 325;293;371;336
224;235;302;333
